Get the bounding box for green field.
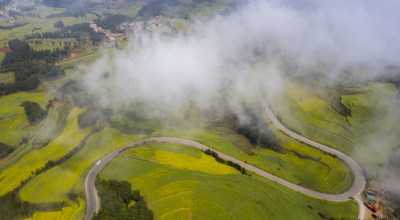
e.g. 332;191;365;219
22;198;85;220
0;72;15;84
0;6;96;46
99;143;358;220
155;127;353;193
0;107;92;195
19;127;146;204
18;127;147;220
268;81;400;176
0;91;51;146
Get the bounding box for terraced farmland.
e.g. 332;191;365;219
0;91;51;146
0;107;91;195
19;127;146;204
155;127;353;193
269;82;400;173
98;143;358;220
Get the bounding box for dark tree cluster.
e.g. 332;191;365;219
24;23;105;45
0;39;64;96
0;142;13;159
237;106;283;153
1;39;67;66
22;101;48;124
94;13;131;33
138;0;180;20
331;96;351;120
94;179;153;220
204;149;247;174
54;21;64;28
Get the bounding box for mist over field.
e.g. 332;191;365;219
83;0;400;109
77;0;400;197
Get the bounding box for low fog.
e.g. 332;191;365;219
83;0;400;111
80;0;400;193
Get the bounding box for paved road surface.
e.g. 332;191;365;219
264;106;366;219
84;109;366;220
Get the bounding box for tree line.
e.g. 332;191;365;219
204;149;247;174
94;179;153;220
24;23;105;46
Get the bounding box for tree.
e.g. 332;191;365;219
94;179;153;220
22;101;48;124
54;21;64;28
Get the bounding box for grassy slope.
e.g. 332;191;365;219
0;91;51;146
0;6;96;45
0;107;91;195
269;82;400;176
22;198;85;220
19;127;146;204
155;127;353;193
99;143;358;220
0;72;15;84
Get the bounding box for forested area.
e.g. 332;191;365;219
94;179;153;220
94;14;131;33
24;23;105;45
0;39;64;96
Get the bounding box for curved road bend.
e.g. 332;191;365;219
85;137;365;220
264;106;366;219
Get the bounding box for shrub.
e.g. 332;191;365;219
0;142;13;159
22;101;47;124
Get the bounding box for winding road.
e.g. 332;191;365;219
84;107;366;220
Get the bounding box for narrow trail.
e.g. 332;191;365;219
84;108;366;220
